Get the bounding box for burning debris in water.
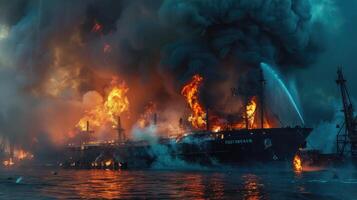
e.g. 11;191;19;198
293;155;303;173
2;158;14;167
1;142;34;167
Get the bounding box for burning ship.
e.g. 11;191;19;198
172;127;310;165
62;65;311;169
0;0;341;171
168;67;311;164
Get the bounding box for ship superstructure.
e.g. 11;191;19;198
62;67;311;169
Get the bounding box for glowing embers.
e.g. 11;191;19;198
91;20;103;33
90;20;113;54
212;125;222;133
181;74;207;129
3;158;14;167
105;160;112;167
89;160;127;170
77;81;129;131
293;154;303;173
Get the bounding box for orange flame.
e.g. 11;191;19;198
2;148;33;167
77;82;129;131
230;96;258;130
211;125;222;133
246;97;257;128
14;149;34;160
181;75;206;129
104;85;130;125
2;158;14;167
293;154;303;172
105;160;112;167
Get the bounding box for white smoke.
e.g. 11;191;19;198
307;102;343;153
132;124;206;170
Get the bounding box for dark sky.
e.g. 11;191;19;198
298;0;357;125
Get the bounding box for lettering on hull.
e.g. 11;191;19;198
225;139;253;145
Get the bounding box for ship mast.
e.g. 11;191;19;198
336;68;357;157
232;68;264;130
80;121;94;145
244;96;249;129
259;68;266;129
116;116;126;143
206;106;210;131
231;87;249;129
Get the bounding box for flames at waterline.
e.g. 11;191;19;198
2;148;34;167
76;82;129;131
181;75;207;129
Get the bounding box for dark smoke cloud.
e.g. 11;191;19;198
297;0;356;126
0;0;340;151
159;0;323;72
158;0;328;113
81;0;125;38
0;0;28;25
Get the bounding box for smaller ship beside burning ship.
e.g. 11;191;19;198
62;65;311;169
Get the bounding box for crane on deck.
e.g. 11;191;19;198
336;68;357;158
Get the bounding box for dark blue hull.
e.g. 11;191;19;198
62;127;311;169
172;127;311;164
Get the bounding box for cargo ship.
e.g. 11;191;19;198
172;127;310;165
62;127;310;169
62;68;312;169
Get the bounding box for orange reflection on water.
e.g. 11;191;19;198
180;173;206;199
242;174;264;200
41;170;132;199
73;170;128;199
207;174;225;199
39;170;267;199
156;172;224;199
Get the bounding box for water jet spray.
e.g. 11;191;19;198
261;62;305;125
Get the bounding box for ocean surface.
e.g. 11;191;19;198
0;165;357;200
